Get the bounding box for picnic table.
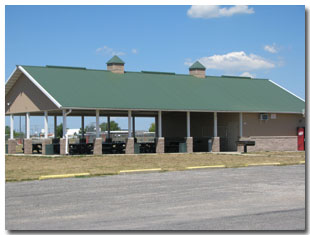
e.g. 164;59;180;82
236;140;255;153
69;143;93;155
139;143;155;153
32;143;42;154
164;137;186;153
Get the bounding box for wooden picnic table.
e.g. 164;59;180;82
69;143;93;155
32;143;42;154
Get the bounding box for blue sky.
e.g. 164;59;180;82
5;5;305;134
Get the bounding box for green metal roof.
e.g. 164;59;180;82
106;55;125;64
189;61;206;70
19;65;304;113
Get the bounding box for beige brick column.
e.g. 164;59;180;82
211;137;220;152
156;137;165;154
125;137;135;154
23;139;32;154
42;138;52;155
186;137;193;153
60;138;66;155
93;138;102;155
8;139;17;154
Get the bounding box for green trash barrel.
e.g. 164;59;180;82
5;144;8;154
134;143;140;154
45;144;54;155
179;143;187;153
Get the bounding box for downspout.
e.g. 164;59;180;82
64;109;72;154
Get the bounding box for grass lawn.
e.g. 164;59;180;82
5;151;305;182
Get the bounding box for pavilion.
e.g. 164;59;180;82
5;56;305;155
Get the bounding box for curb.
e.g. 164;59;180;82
119;168;162;174
186;165;225;170
39;173;90;180
36;162;304;181
246;162;281;166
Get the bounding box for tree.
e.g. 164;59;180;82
5;125;24;138
56;123;63;138
85;124;95;132
149;123;156;132
5;126;10;135
100;121;121;131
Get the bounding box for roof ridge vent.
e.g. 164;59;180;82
221;75;252;79
141;71;175;75
46;65;86;70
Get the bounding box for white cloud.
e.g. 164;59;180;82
240;72;255;78
96;45;125;56
184;58;193;66
264;43;278;54
187;5;254;19
131;48;138;54
189;51;275;72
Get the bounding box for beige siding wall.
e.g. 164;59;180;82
238;136;298;152
5;74;58;114
243;113;304;137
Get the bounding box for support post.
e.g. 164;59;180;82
94;111;103;155
158;111;162;137
96;110;100;138
128;110;132;138
54;115;57;138
211;112;220;152
25;114;27;138
125;110;134;154
62;110;66;138
8;114;17;154
10;114;14;139
186;111;193;153
44;111;48;138
156;111;164;153
239;112;243;137
24;112;32;154
26;112;30;139
81;115;85;139
213;112;217;137
107;116;111;139
155;115;158;137
60;110;67;155
186;111;190;137
133;116;136;138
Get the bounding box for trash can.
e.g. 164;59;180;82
208;139;213;152
134;143;140;154
5;144;8;154
179;142;187;153
45;144;54;155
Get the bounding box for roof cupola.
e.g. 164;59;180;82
189;61;206;78
106;55;125;74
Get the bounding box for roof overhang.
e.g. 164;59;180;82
5;67;22;96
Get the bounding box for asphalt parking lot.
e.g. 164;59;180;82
6;165;305;230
